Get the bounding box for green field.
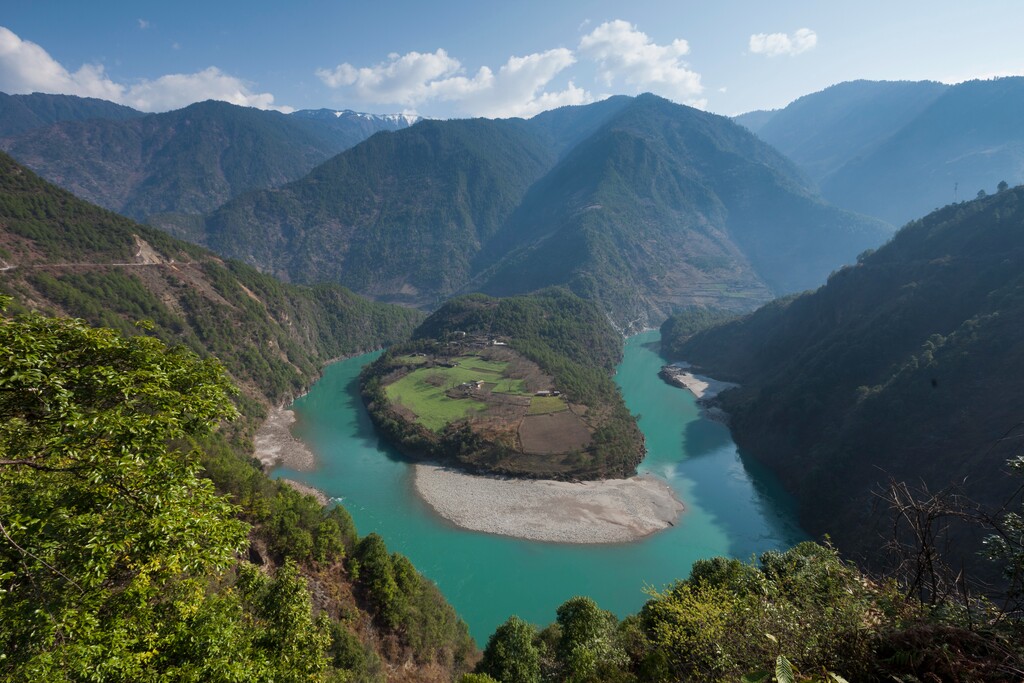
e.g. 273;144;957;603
384;355;533;430
385;368;487;431
457;357;508;374
528;395;568;415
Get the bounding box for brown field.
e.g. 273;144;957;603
518;410;592;454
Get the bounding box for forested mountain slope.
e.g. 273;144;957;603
0;91;144;137
670;187;1024;576
202;117;559;305
475;94;889;326
196;94;890;330
0;150;422;414
0;97;415;222
821;77;1024;225
736;80;948;181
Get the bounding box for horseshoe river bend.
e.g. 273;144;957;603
271;329;806;644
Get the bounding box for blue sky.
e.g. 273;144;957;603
2;1;1023;118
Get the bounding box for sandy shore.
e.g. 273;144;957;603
254;407;334;504
659;363;738;400
280;478;330;506
413;465;684;544
254;406;316;471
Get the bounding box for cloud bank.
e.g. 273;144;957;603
319;19;706;117
317;47;590;118
748;28;818;57
579;20;704;106
0;26;290;112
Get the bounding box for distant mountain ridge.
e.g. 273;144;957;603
291;107;421;127
192;94;890;330
0;94;417;222
0;91;145;138
738;77;1024;226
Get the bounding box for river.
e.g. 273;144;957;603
273;329;805;644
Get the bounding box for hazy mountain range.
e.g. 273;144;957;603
0;94;418;221
738;77;1024;226
190;94;889;330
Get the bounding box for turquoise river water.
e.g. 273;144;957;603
274;330;806;644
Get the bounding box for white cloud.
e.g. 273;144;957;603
0;26;123;101
578;20;704;105
0;25;290;112
316;48;462;102
317;47;591;118
124;67;291;112
138;19;150;30
748;28;817;57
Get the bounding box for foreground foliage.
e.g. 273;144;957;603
0;306;473;681
476;542;1024;683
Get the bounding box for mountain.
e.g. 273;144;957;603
0;97;416;222
731;107;779;134
667;187;1024;577
195;94;890;330
472;94;890;327
0;150;422;413
821;77;1024;225
0;91;144;137
201;116;560;305
741;78;1024;227
739;80;949;182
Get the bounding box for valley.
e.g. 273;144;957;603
276;331;805;643
2;16;1024;674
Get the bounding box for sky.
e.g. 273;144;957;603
2;1;1024;119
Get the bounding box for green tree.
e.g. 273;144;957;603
477;615;541;683
555;596;628;682
984;455;1024;604
998;180;1010;192
0;303;249;678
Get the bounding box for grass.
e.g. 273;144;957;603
457;357;508;374
528;395;568;415
383;354;535;429
385;367;487;431
495;379;528;394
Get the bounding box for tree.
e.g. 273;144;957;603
0;302;250;677
477;615;541;683
984;455;1024;609
998;180;1010;193
555;596;628;682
